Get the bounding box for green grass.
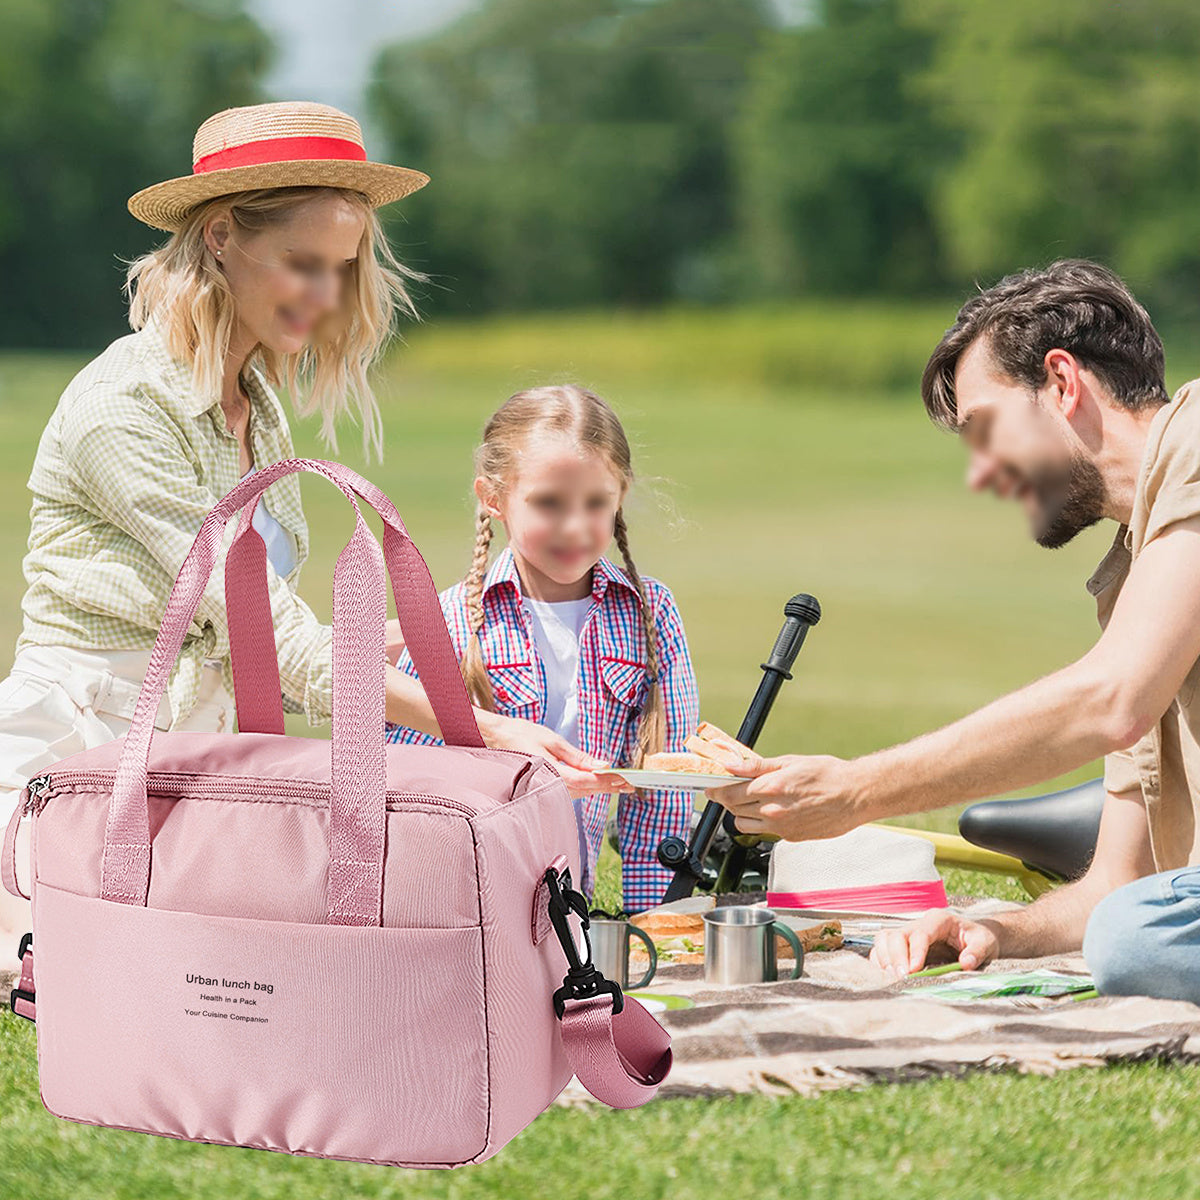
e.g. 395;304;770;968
3;1011;1198;1199
2;300;1197;1195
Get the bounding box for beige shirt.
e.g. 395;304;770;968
1091;378;1200;869
15;316;334;730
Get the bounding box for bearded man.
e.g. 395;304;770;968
714;259;1200;1000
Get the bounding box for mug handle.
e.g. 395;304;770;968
771;922;804;980
627;923;658;989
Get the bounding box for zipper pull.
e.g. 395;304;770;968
23;774;52;815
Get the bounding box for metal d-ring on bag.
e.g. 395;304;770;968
2;458;672;1169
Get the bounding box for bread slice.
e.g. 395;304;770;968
631;911;707;937
629;895;713;937
641;751;735;777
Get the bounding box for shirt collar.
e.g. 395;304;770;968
240;362;284;430
1086;523;1131;595
1124;391;1177;547
138;313;283;429
482;544;642;607
1085;393;1177;586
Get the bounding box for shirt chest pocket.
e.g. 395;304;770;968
599;656;648;710
487;661;541;716
479;625;542;717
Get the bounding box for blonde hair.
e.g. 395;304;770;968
463;385;666;769
121;185;428;461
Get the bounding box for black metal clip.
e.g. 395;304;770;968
9;932;33;1021
545;864;624;1019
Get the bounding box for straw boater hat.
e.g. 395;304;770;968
126;100;429;233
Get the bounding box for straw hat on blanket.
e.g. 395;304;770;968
767;824;949;915
127;100;429;232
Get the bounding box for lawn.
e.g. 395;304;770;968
1;300;1196;1196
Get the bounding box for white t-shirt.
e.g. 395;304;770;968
522;595;592;745
239;466;297;579
522;594;594;889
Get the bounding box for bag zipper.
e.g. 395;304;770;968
22;769;480;817
23;773;52;815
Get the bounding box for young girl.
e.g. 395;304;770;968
384;384;700;912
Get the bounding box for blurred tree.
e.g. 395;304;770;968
0;0;271;348
12;0;1200;341
368;0;776;315
735;0;952;297
908;0;1200;310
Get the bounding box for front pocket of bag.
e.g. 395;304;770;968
32;882;490;1166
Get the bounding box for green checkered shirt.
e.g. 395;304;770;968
15;315;334;729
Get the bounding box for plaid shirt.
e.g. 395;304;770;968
15;314;335;730
384;544;701;910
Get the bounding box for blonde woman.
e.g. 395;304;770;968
0;101;613;966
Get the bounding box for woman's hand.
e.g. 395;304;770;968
473;709;629;798
869;911;1001;978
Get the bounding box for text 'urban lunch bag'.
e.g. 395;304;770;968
1;458;672;1169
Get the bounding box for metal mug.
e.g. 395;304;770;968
588;917;658;990
703;906;804;985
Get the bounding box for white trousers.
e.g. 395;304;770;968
0;644;233;972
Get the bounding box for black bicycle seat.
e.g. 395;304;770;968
957;777;1106;881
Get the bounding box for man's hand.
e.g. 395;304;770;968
475;709;628;798
707;753;876;840
869;911;1001;978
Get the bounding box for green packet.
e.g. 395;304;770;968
906;969;1096;1002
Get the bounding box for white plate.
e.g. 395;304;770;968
605;769;741;791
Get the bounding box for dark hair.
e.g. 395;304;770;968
921;259;1169;430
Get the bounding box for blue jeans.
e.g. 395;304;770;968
1083;866;1200;1001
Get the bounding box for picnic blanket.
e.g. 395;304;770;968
554;894;1200;1105
6;892;1199;1104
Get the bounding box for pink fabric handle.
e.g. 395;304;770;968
2;800;26;901
559;994;672;1107
223;514;285;734
100;458;483;924
223;459;484;745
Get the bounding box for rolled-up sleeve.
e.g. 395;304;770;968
60;384;335;725
1103;748;1142;797
1141;381;1200;550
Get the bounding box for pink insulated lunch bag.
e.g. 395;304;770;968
2;458;672;1168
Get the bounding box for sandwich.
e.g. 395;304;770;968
684;720;756;768
642;720;757;776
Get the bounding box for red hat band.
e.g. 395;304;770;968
193;135;368;175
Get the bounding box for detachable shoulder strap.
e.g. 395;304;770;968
4;800;36;1021
8;932;34;1021
559;991;672;1107
544;862;672;1107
